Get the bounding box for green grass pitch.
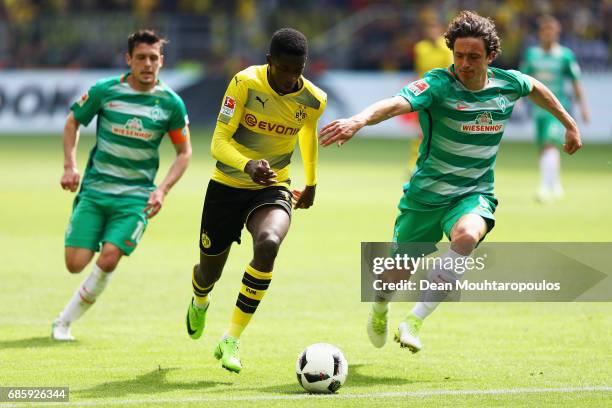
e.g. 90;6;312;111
0;132;610;407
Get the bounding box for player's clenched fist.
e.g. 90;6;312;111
563;127;582;155
61;167;80;192
244;159;278;186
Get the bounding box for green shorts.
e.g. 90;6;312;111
535;113;565;148
393;192;497;255
64;193;148;256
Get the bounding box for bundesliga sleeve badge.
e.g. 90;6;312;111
77;92;89;107
407;80;429;96
221;96;236;117
218;96;237;124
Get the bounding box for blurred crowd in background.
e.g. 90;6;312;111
0;0;610;75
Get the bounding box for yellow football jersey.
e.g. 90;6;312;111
211;64;327;189
414;36;453;78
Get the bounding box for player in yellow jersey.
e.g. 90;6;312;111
185;28;327;373
407;18;453;174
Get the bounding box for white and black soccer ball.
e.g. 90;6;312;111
295;343;348;393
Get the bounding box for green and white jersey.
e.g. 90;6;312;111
71;73;189;200
521;45;580;117
398;66;532;205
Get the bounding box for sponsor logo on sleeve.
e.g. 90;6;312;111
408;80;429;96
218;96;237;124
221;96;236;116
77;92;89;107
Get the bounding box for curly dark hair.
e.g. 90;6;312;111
128;29;167;56
269;28;308;57
444;11;502;58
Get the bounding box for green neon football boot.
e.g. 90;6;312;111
186;297;209;340
214;336;242;373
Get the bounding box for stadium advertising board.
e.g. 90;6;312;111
1;70;610;142
0;70;200;133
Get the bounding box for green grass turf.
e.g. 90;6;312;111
0;132;610;407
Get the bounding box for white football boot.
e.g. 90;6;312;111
51;319;75;341
395;314;423;353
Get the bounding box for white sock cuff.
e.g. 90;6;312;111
411;302;434;320
445;248;466;261
93;263;112;280
437;248;468;279
82;263;113;298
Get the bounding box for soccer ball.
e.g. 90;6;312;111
295;343;348;393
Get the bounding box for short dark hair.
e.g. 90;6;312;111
444;11;502;58
128;29;167;55
269;28;308;57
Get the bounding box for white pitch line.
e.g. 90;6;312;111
1;386;610;407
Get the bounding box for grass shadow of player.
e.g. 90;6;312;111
345;363;423;387
0;336;78;349
241;363;421;395
75;367;232;398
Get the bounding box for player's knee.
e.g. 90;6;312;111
65;258;87;274
97;248;122;272
452;225;481;248
254;232;281;263
96;258;119;272
96;256;120;272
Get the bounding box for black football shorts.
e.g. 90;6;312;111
199;180;292;255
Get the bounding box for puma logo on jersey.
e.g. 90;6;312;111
256;96;268;108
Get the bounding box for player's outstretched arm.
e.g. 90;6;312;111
527;76;582;154
319;96;412;147
145;137;192;219
61;112;81;193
